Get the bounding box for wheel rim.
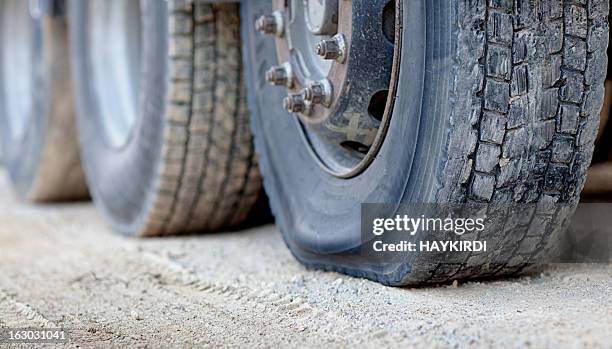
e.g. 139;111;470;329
87;0;141;149
256;0;401;178
0;0;36;142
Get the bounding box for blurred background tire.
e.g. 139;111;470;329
69;0;263;236
0;0;88;202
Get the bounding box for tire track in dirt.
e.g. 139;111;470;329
0;287;58;328
0;195;391;346
1;172;612;347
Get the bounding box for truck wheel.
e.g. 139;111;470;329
242;1;609;285
0;0;88;201
70;0;262;236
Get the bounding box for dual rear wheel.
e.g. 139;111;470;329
0;0;263;235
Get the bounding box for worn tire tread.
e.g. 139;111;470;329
404;0;609;284
141;1;262;236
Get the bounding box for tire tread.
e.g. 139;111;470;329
142;1;262;236
410;0;609;284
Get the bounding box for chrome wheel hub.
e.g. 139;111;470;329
256;0;400;177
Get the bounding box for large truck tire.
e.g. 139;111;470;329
70;0;262;236
0;0;88;201
242;1;609;285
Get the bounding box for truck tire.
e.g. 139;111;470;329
242;1;609;285
70;0;262;236
0;0;88;202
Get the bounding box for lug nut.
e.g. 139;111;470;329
303;82;327;105
265;66;288;86
283;93;306;113
255;12;284;37
265;63;293;88
255;15;276;34
315;40;338;59
315;34;346;62
303;80;333;107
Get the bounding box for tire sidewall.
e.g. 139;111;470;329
69;0;169;234
242;2;454;283
0;4;48;199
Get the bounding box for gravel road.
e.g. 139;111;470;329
0;171;611;348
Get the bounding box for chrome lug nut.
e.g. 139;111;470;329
255;15;276;34
315;40;338;59
303;80;332;106
283;93;306;113
266;66;288;86
302;87;318;103
315;34;346;63
265;63;293;88
255;11;284;37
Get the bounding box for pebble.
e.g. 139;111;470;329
131;311;143;321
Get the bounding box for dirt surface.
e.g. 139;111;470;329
0;171;611;348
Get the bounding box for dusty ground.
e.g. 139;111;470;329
0;173;611;348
